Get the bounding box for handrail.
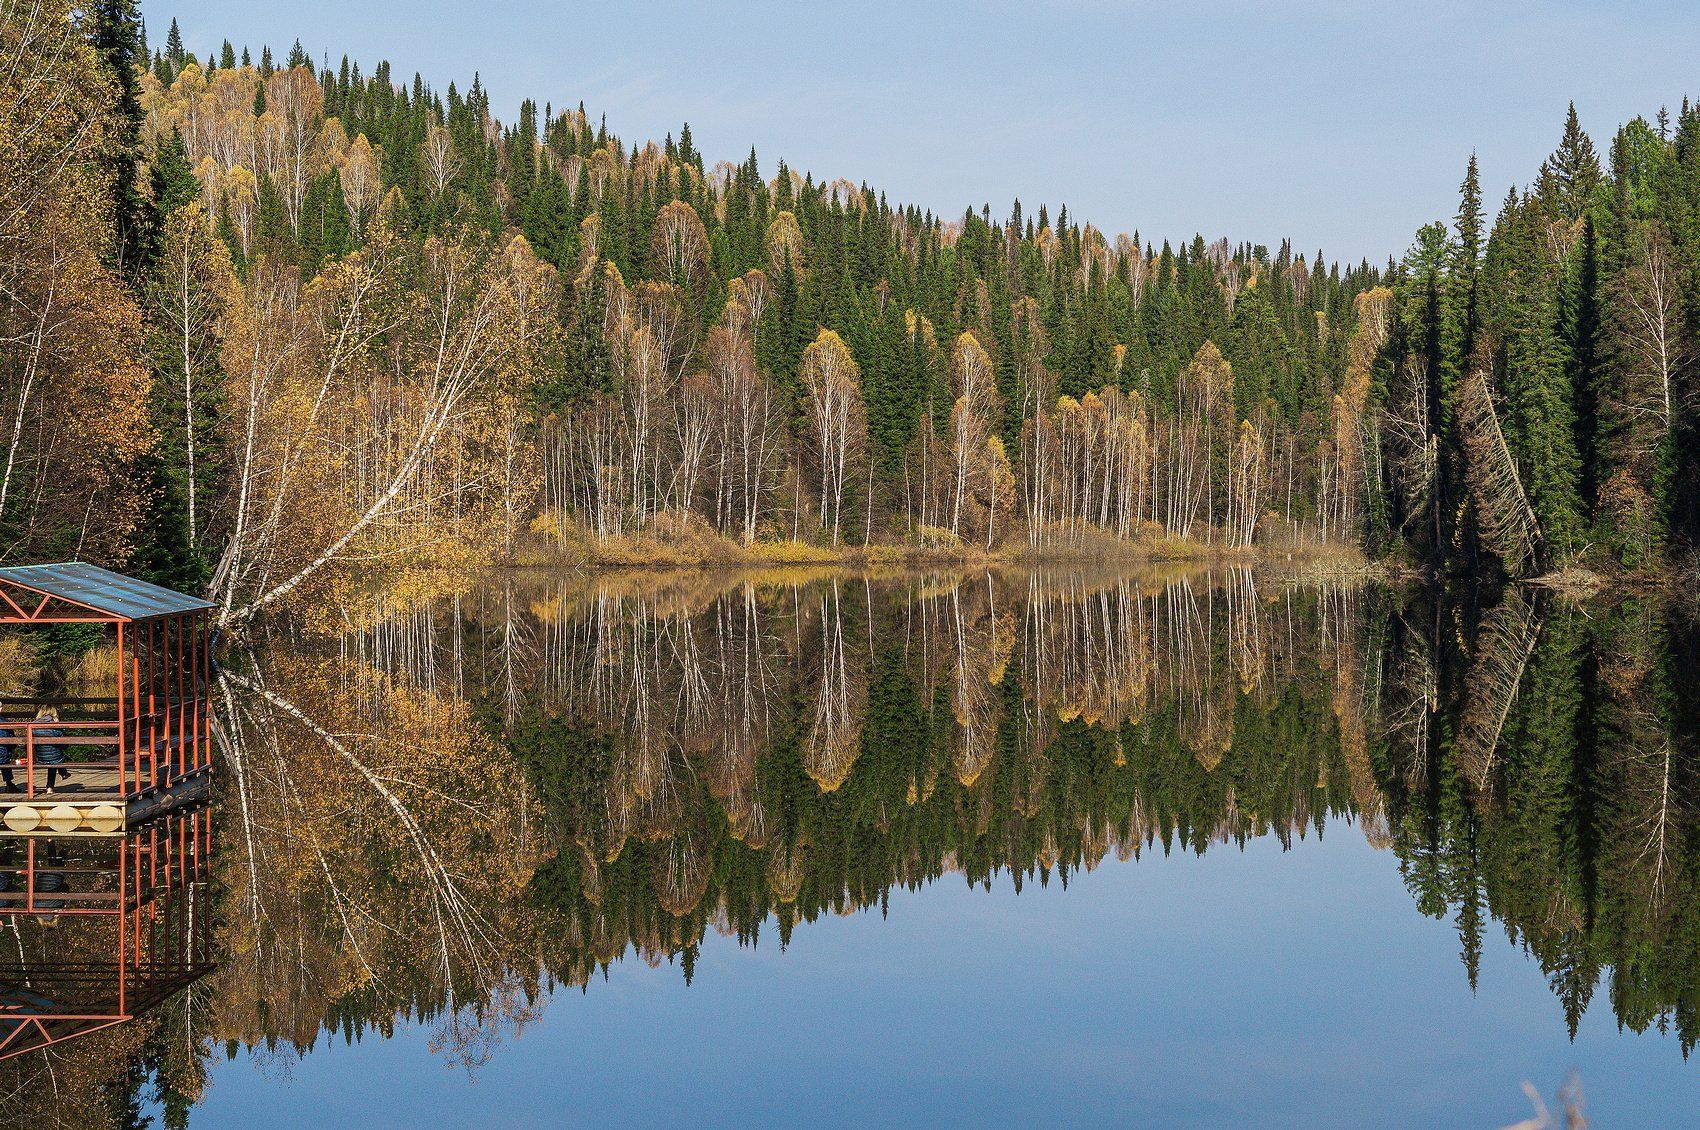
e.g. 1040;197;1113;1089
0;816;211;916
0;699;211;799
0;697;123;706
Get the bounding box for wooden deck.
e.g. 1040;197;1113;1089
0;769;210;834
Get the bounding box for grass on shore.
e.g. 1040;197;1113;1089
514;510;1372;572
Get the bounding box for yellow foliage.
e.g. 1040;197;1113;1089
0;0;153;563
765;210;804;274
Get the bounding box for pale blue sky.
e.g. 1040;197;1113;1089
150;1;1700;263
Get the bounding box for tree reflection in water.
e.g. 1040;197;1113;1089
2;568;1698;1125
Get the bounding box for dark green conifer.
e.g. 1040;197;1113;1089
164;18;183;67
86;0;151;277
1546;104;1604;222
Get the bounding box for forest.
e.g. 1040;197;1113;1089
7;1;1700;611
5;3;1700;1123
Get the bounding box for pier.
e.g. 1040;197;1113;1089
0;563;214;832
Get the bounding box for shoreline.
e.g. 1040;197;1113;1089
509;532;1382;575
496;541;1683;600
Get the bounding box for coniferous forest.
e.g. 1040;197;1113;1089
6;1;1700;612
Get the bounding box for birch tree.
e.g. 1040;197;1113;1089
706;319;776;543
947;331;997;541
337;133;383;236
1601;221;1684;560
210;223;531;625
799;329;864;544
0;0;153;562
420;122;462;201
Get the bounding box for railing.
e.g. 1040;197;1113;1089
0;812;210;915
0;819;215;1051
0;695;211;802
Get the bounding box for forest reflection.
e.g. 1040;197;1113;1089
3;567;1698;1126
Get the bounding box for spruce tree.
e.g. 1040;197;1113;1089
1548;104;1604;222
1487;196;1587;559
86;0;151;277
149;131;199;218
1442;154;1484;396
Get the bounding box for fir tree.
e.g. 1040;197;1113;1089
86;0;151;276
1546;104;1604;223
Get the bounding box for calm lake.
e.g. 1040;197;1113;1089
7;568;1699;1126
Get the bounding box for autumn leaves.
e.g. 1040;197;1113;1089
209;223;555;624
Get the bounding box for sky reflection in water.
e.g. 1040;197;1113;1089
197;828;1697;1128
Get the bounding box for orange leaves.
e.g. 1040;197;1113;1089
211;224;546;622
337;132;383;234
140;61;332;239
800;328;859;390
950;330;995;403
799;330;866;543
1344;286;1391;414
631;279;691;377
1021;383;1153;548
903;308;940;363
500;232;563;365
220;165;258;254
941;332;1003;544
215;642;543;1049
1185;340;1235;412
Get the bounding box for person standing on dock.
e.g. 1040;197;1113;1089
0;717;15;792
31;708;66;794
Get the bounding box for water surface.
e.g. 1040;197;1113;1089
4;568;1697;1126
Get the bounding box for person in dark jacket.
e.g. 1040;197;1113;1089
0;720;16;792
30;708;66;794
32;839;65;925
0;842;19;906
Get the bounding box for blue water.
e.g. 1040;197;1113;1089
189;825;1696;1128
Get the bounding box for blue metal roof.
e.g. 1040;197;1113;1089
0;563;215;621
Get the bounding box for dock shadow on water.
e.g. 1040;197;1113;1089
1;566;1697;1124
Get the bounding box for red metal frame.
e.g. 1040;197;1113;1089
0;586;212;804
0;810;213;1058
0;579;128;624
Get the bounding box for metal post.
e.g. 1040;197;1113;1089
174;616;185;782
116;622;126;795
204;610;212;771
119;837;128;1016
147;619;157;792
131;655;142;796
199;612;209;773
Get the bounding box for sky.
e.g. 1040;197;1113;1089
149;0;1700;265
